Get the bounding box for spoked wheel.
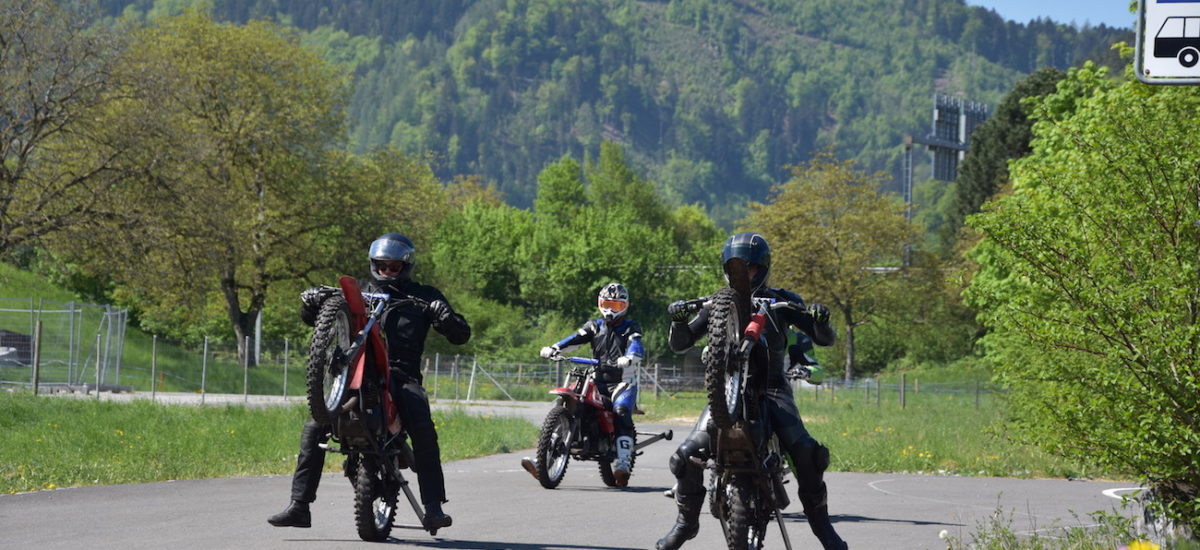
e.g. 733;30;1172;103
716;473;768;550
704;286;749;430
353;457;398;542
306;295;352;424
535;405;573;489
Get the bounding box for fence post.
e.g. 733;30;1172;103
243;336;250;402
915;377;919;393
975;379;981;409
465;359;477;402
864;379;870;404
95;334;101;399
67;301;76;384
876;378;881;408
201;337;209;406
654;364;660;398
899;373;906;409
150;335;158;402
115;309;126;385
453;354;460;401
283;338;289;399
432;353;440;401
31;320;42;395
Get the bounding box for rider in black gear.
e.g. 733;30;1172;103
521;282;645;486
656;232;847;550
268;232;470;532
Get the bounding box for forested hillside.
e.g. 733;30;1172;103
97;0;1130;224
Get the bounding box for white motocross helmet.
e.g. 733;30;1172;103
597;282;629;321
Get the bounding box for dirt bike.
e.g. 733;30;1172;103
304;276;442;541
529;354;672;489
692;259;806;550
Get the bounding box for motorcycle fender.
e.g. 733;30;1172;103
550;387;579;401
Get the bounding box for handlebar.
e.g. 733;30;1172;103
547;355;600;366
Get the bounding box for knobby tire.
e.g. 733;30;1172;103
535;406;572;489
306;295;352;424
353;457;398;542
704;287;747;430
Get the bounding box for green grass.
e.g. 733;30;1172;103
0;391;538;494
636;386;1106;480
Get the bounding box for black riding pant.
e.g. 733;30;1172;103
288;373;446;506
669;386;827;498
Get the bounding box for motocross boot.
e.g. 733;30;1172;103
799;485;848;550
655;492;702;550
266;500;311;528
422;501;453;534
519;457;539;480
614;435;634;487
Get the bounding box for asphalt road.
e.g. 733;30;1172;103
0;397;1145;550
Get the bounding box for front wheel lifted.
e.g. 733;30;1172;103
704;287;747;430
306;295;352;424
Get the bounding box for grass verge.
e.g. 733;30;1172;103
638;388;1105;480
0;390;537;494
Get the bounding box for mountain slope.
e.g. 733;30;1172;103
99;0;1131;223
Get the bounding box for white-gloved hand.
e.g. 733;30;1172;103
540;346;560;359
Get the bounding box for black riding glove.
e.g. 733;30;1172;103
807;303;830;325
667;300;690;323
426;299;455;325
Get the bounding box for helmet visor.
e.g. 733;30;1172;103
373;260;406;275
598;299;628;313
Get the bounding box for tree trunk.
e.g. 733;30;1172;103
842;304;855;385
844;325;856;385
221;272;260;368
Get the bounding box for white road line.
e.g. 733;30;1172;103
1102;487;1144;500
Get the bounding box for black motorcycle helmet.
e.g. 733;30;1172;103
368;232;416;282
721;232;771;292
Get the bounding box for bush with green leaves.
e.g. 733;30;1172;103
965;60;1200;532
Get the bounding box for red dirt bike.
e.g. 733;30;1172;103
528;354;672;489
304;276;443;540
692;259;807;550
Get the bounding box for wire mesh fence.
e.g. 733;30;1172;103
0;297;1000;409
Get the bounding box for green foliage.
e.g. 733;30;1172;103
948;66;1066;239
966;62;1200;531
0;0;128;256
428;143;720;361
95;0;1129;220
746;152;921;380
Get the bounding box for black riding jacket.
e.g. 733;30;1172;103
669;286;834;387
302;278;470;383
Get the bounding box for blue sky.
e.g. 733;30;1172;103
963;0;1135;29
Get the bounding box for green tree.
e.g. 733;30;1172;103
1;0;126;256
747;152;918;382
965;62;1200;530
947;67;1064;238
52;11;365;361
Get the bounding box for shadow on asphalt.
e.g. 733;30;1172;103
780;511;964;528
403;539;642;550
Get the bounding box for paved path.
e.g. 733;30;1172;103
2;395;1145;549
